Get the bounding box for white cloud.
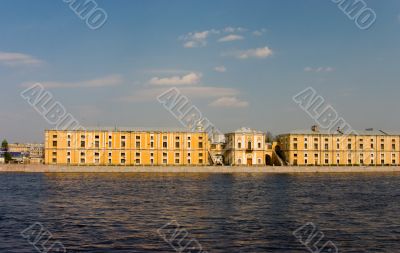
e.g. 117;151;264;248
149;72;202;86
218;34;244;42
120;86;240;102
224;27;235;33
304;67;335;72
180;30;219;48
226;46;273;59
253;28;267;36
179;26;267;48
21;74;123;88
0;51;43;66
214;66;227;73
183;41;200;48
121;70;246;104
192;30;213;40
209;97;249;108
223;27;247;33
180;27;249;48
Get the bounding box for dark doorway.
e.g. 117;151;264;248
265;155;272;166
247;158;253;166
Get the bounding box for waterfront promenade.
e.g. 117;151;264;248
1;165;400;173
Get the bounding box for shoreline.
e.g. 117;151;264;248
1;165;400;173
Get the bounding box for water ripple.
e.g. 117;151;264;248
0;172;399;252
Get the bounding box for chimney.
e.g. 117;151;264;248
311;125;319;132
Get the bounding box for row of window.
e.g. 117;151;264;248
293;152;398;165
52;139;203;149
293;137;398;143
55;151;203;157
51;158;204;165
294;153;395;158
51;151;203;165
52;134;202;141
293;158;397;165
237;158;263;164
237;141;262;149
293;142;396;150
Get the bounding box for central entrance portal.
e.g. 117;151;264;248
247;158;252;166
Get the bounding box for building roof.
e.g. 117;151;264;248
46;127;206;133
226;127;265;135
278;129;400;136
9;143;43;147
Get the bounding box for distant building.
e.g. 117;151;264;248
8;143;29;153
8;143;44;164
209;142;225;165
38;125;400;167
223;127;273;166
44;127;281;167
45;128;208;166
0;150;25;164
277;126;400;166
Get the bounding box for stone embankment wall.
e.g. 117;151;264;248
1;165;400;173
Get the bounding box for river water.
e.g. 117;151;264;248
0;172;399;252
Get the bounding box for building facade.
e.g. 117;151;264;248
8;143;44;164
224;127;272;166
45;128;208;166
209;142;225;165
277;128;400;166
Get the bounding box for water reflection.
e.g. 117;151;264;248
0;172;399;252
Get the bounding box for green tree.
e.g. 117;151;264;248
1;139;12;163
1;139;8;150
266;132;274;143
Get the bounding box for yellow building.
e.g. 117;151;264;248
45;128;208;166
8;143;30;153
224;127;272;166
209;142;225;165
277;127;400;166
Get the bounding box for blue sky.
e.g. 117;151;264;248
1;0;400;142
